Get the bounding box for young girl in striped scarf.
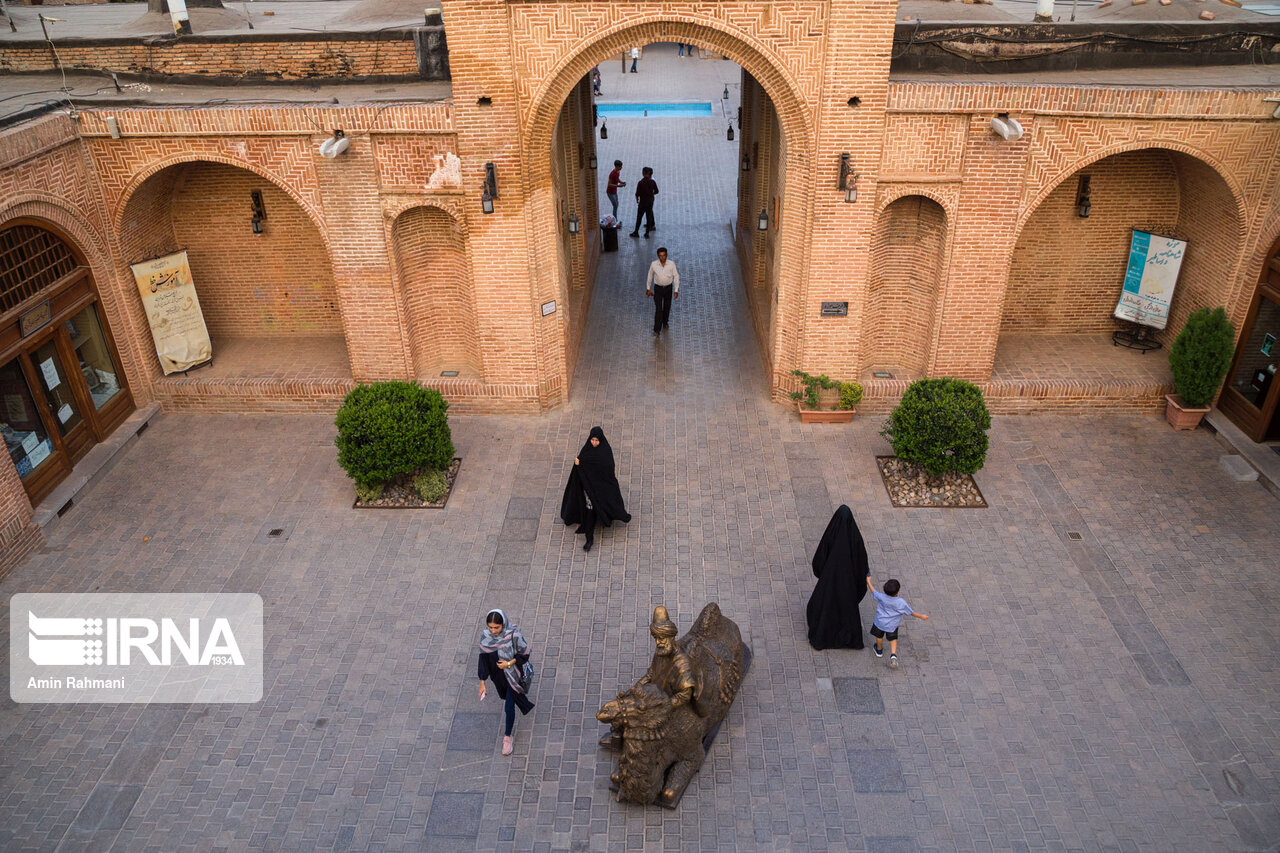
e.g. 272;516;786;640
477;609;535;756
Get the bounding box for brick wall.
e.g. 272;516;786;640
170;162;342;338
1003;150;1180;334
391;205;482;376
0;37;418;79
864;195;947;376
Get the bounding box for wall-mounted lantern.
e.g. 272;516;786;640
723;85;729;100
1076;175;1092;218
838;153;859;204
480;162;498;214
600;120;608;140
588;154;597;170
757;208;769;231
568;213;580;234
727;124;735;142
250;190;266;235
741;154;751;172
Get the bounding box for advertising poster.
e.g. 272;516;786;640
131;251;212;374
1114;230;1187;330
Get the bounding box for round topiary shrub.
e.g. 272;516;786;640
881;378;991;476
335;381;454;489
1169;306;1235;408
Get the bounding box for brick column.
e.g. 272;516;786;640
313;137;410;382
930;115;1031;380
802;0;898;381
441;0;548;402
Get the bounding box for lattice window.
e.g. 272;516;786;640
0;225;81;313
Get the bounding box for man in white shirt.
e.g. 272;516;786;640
645;247;679;335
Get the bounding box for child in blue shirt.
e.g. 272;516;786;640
867;576;929;669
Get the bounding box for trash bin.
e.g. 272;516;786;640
602;225;619;252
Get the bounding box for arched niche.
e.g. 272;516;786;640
391;206;483;378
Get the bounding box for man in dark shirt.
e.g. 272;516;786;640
629;167;658;238
606;160;626;219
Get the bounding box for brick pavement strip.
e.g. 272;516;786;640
0;42;1278;853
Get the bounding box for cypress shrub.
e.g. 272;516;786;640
1169;307;1235;408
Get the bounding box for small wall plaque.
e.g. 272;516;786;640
19;301;52;337
541;301;557;316
820;301;848;317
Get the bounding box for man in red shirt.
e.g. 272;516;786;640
606;160;626;219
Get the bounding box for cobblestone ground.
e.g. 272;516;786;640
3;43;1280;853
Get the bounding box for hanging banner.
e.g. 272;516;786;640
131;251;212;374
1113;230;1187;330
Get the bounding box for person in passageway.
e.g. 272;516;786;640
806;504;870;650
560;426;631;551
645;247;679;336
629;166;658;238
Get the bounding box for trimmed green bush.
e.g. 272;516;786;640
881;378;991;476
1169;307;1235;408
413;469;450;503
335;381;454;490
838;382;863;411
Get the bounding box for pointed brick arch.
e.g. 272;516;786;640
522;19;815;395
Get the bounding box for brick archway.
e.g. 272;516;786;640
1002;146;1245;340
522;20;815;399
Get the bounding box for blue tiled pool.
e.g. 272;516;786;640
596;102;714;118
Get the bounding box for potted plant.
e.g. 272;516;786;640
791;370;862;423
1166;307;1235;430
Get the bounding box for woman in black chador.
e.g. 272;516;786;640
806;504;870;650
560;426;631;551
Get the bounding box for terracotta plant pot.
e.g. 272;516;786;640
798;407;855;424
1165;394;1209;430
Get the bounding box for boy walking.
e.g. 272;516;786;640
866;576;928;669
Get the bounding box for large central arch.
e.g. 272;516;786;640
522;18;814;399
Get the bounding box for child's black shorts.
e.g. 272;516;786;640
870;624;899;641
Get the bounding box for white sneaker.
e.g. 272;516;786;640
889;655;898;669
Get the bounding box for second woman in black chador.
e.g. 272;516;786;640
806;504;871;650
560;426;631;551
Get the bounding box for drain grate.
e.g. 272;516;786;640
872;371;893;379
1066;531;1083;540
267;528;284;537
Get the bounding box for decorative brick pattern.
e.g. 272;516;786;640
0;37;418;79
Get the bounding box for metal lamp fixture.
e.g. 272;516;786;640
600;120;608;140
727;123;735;142
588;154;597;170
250;190;266;235
568;213;580;234
480;162;498;214
723;85;729;100
838;153;859;203
741;154;751;172
757;208;769;231
1075;175;1092;218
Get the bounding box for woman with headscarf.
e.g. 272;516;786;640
560;426;632;551
477;609;535;756
806;504;870;650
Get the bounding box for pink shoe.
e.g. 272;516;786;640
502;735;513;756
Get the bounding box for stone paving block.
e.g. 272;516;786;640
446;713;502;752
68;783;142;832
424;792;484;838
832;677;885;715
848;750;907;794
865;836;919;853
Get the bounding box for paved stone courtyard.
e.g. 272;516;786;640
3;43;1280;853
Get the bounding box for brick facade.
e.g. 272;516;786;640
1;2;1280;567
